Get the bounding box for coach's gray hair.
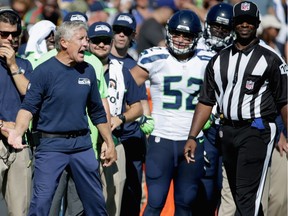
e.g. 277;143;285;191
55;21;88;51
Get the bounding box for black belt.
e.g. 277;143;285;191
41;129;89;139
222;119;253;127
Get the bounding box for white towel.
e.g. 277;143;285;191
108;59;125;116
25;20;56;59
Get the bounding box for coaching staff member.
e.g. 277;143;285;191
184;1;288;216
2;21;117;216
0;9;33;216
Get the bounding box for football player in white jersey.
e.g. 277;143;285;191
130;10;213;215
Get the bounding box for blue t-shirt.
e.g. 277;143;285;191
0;57;33;121
109;53;137;69
104;59;142;138
109;53;147;140
22;57;107;152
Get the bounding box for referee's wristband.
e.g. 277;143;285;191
187;135;197;141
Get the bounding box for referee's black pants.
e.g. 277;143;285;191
220;121;276;216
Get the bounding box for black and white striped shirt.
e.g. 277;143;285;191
199;39;287;121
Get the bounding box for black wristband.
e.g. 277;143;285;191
188;135;197;141
11;68;24;76
117;114;126;124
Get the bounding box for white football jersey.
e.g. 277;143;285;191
197;37;217;54
138;46;213;140
197;37;219;116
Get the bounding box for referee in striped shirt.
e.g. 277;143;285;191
184;1;288;216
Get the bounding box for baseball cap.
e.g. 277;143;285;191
89;1;108;12
233;1;260;26
63;11;88;22
112;13;136;31
88;22;113;39
261;15;281;30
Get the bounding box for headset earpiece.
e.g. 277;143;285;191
0;8;22;36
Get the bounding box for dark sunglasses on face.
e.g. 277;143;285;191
90;37;112;45
0;31;19;38
113;26;133;36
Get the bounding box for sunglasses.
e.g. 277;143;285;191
90;37;112;45
113;26;133;36
0;31;19;38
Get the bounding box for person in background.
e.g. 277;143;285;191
0;8;33;216
23;0;65;28
87;1;110;26
250;0;275;16
2;20;117;216
193;3;234;216
136;6;173;55
181;0;223;23
24;19;56;68
130;10;208;215
60;0;88;14
130;0;154;36
110;12;153;216
88;21;144;216
10;0;35;20
272;0;288;62
10;0;35;54
184;1;287;216
258;14;283;58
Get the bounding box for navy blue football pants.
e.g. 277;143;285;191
120;134;146;216
193;124;222;216
144;135;205;216
29;148;107;216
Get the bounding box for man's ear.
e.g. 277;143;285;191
60;38;68;49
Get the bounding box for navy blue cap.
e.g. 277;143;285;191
63;11;88;22
88;22;113;38
153;0;177;10
112;13;136;31
89;1;108;12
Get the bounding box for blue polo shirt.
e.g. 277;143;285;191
22;57;107;152
0;57;33;121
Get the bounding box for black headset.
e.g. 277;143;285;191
0;8;22;35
